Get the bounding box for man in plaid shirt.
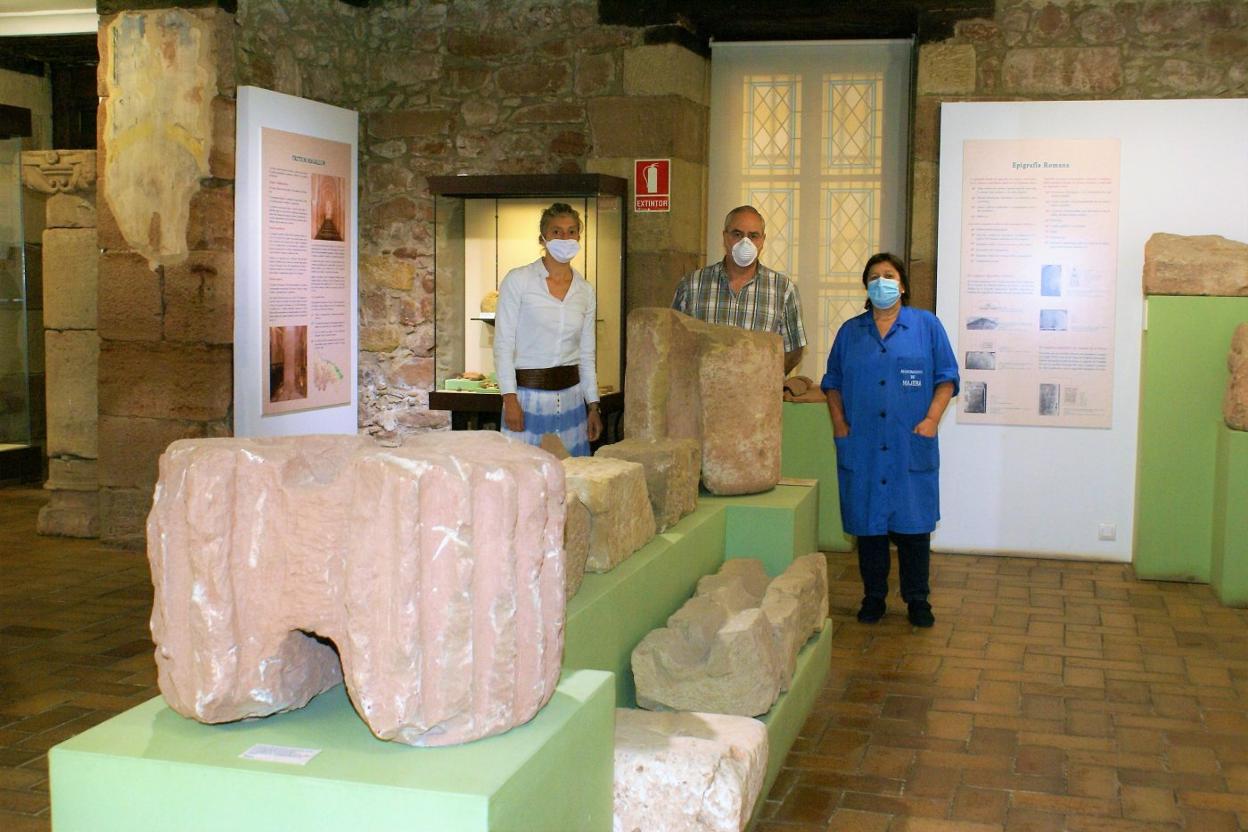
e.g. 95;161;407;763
671;205;807;374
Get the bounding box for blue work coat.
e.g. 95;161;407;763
821;306;960;536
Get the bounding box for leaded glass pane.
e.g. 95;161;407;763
821;184;879;279
818;289;868;360
744;185;799;275
823;75;883;175
743;75;801;173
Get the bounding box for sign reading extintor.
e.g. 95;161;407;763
634;159;670;212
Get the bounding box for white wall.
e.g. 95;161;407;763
934;99;1248;560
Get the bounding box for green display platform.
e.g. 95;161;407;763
52;481;827;830
704;483;818;576
1213;424;1248;607
50;670;614;832
1136;296;1248;581
781;401;852;552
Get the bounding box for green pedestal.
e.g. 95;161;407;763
1136;297;1248;581
50;671;614;832
781;401;852;552
1213;424;1248;607
702;483;819;575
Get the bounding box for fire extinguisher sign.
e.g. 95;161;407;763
634;159;670;212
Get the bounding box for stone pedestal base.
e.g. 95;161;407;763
36;489;100;538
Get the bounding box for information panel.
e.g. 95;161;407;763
234;86;358;437
260;128;353;416
958;139;1120;428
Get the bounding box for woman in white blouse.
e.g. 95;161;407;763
493;202;603;456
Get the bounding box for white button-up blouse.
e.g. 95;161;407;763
493;258;599;403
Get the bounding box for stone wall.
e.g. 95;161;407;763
910;0;1248;310
96;8;237;547
235;0;706;444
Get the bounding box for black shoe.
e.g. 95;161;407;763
907;601;934;628
857;597;886;623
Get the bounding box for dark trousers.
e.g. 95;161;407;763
857;532;931;604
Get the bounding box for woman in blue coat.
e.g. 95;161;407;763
821;253;959;628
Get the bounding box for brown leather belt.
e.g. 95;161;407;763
515;365;579;391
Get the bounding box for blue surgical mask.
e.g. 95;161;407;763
867;277;901;309
544;237;580;263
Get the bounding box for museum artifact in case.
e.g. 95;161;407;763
428;174;626;433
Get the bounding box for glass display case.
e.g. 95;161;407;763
428;174;627;437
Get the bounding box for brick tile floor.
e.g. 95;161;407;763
3;486;1248;831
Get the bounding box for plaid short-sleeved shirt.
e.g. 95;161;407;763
671;260;807;354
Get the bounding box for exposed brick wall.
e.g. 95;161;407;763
909;0;1248;310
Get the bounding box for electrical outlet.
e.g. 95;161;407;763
1098;523;1116;541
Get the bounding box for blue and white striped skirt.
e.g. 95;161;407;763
501;385;590;457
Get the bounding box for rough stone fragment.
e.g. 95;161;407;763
625;309;782;496
565;494;590;600
614;709;768;832
147;432;566;746
562;456;656;572
633;557;828;716
1143;233;1248;297
595;437;700;532
1225;324;1248;431
633;603;780;717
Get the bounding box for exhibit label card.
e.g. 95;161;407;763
261;127;353;416
957;139;1121;428
239;743;322;765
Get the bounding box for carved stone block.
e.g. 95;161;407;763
565;493;590;600
561;456;656;573
1226;323;1248;431
147;432;567;746
42;228;99;331
625;309;782;496
595;437;700;531
1143;233;1248;297
614;709;768;832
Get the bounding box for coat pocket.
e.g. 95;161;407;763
908;432;939;472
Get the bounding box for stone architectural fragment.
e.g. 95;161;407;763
1225;324;1248;431
614;709;768;832
595;437;700;531
562;456;657;572
1143;233;1248;297
625;309;782;495
147;432;567;746
565;494;591;599
633;556;828;716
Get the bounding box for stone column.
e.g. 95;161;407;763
96;6;236;547
588;42;710;315
22;150;101;537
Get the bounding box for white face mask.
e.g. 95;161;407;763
544;237;580;263
731;236;758;268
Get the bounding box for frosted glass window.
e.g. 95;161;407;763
710;41;911;379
